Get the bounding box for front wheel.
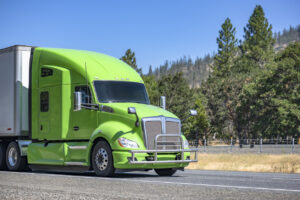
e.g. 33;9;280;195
6;141;27;171
155;168;177;176
92;140;115;177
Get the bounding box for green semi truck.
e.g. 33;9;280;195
0;45;198;177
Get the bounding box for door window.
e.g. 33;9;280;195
75;86;92;104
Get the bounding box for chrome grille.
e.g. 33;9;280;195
144;121;162;150
166;121;180;135
142;117;181;150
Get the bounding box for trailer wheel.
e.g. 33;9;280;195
0;143;7;170
155;168;177;176
92;140;115;177
6;142;27;171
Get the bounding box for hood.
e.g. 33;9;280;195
104;103;178;120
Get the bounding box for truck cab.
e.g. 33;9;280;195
0;46;198;176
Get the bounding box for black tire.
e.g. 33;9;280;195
92;140;115;177
155;168;177;176
6;141;27;171
0;143;7;170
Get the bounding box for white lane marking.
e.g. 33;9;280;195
120;179;300;193
272;177;300;181
184;170;300;180
1;171;300;193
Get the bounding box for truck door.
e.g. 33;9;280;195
70;85;97;139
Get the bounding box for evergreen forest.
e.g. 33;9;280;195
120;5;300;142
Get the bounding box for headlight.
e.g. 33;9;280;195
118;138;139;149
184;140;189;149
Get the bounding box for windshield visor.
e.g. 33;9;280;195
94;81;150;104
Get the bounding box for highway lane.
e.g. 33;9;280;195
0;170;299;199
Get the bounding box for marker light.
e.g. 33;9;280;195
184;140;189;149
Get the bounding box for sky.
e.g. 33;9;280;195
0;0;299;74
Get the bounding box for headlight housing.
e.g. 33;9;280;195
118;138;139;149
184;139;189;149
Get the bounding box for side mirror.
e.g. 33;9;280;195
128;107;137;114
182;109;198;122
74;91;82;111
160;96;166;110
128;107;139;127
190;109;197;116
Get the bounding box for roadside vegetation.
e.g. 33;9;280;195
120;5;300;143
187;154;300;173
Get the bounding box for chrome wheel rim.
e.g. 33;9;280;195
8;147;17;167
95;148;108;171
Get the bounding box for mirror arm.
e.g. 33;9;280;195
134;114;139;127
81;103;99;111
128;107;139;127
182;109;197;122
181;115;191;123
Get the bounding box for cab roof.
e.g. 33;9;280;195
35;47;143;83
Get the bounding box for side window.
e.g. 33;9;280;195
75;86;92;104
40;92;49;112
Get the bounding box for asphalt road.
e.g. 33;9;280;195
0;169;300;200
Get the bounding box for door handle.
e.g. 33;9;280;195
73;126;79;131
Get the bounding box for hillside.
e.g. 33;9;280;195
149;25;300;88
274;25;300;52
150;55;213;88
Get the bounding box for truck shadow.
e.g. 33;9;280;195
28;170;178;178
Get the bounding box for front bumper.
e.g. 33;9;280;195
113;134;198;169
112;149;198;169
128;148;198;164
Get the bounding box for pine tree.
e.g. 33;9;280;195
142;75;159;105
214;17;238;75
120;49;142;74
242;5;275;67
237;42;300;138
148;65;153;76
157;72;195;120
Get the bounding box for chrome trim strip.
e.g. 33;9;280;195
129;160;196;164
17;140;32;156
161;117;166;150
162;116;166;135
68;145;87;150
64;162;85;166
130;148;198;153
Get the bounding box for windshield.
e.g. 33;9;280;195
94;81;150;104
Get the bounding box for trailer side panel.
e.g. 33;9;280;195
0;46;32;137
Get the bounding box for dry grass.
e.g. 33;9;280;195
187;153;300;173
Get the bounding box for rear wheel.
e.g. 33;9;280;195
92;140;115;177
0;143;7;170
155;168;177;176
6;141;27;171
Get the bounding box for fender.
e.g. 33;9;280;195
86;120;145;166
